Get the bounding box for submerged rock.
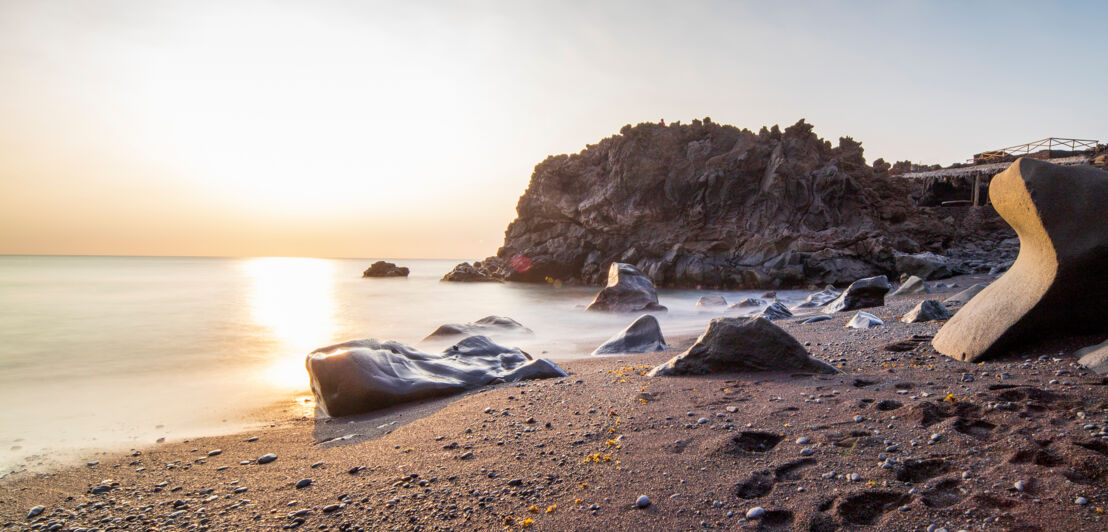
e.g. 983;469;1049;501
729;297;766;310
441;262;500;282
586;263;667;312
846;311;883;329
895;251;954;280
933;159;1108;362
824;276;890;313
424;316;532;340
1075;339;1108;375
362;260;409;278
754;301;793;321
307;336;566;417
591;314;668;355
792;286;841;309
890;275;929;297
696;295;728;307
647;317;838;376
943;283;987;307
902;300;951;323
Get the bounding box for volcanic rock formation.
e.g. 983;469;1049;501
591;314;668;356
586;263;666;312
362;261;409;278
647;317;838;376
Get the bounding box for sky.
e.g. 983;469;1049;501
1;0;1104;259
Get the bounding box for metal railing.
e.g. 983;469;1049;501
973;137;1099;164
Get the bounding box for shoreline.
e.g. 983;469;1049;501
3;276;1107;531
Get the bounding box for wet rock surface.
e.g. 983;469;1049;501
441;262;500;282
824;275;890;313
423;316;533;341
648;317;838;376
591;314;668;356
361;261;409;278
586;263;667;313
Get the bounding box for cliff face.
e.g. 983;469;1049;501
467;119;1002;288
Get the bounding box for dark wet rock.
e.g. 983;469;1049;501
943;283;987;306
754;301;793;321
801;315;832;324
257;453;277;464
591;314;667;356
902;300;951;323
452;120;1006;289
586;263;666;312
441;262;500;282
728;297;765;309
695;295;727;307
824;276;889;313
895;251;954;280
890;275;929;297
647;317;838;376
1075;339;1108;375
934;159;1108;362
361;261;409;278
307;335;567;417
424;316;532;341
792;286;841;309
27;506;44;520
846;311;883;329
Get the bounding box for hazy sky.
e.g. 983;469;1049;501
1;1;1104;259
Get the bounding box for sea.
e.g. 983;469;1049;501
0;255;803;475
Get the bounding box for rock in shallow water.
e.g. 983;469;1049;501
824;276;890;313
361;260;409;278
647;317;838;376
933;159;1108;362
754;301;793;321
586;263;667;312
695;295;727;307
902;300;951;323
423;316;532;341
792;286;841;309
591;314;667;355
307;335;567;417
441;262;500;282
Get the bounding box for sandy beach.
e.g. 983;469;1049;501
3;275;1106;531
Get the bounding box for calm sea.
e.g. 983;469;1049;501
0;255;792;474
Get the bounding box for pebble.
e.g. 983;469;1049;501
207;449;222;457
322;504;342;513
635;495;651;508
295;478;312;489
697;417;708;425
853;415;865;423
1014;481;1026;492
745;507;765;519
795;437;810;445
1075;496;1088;505
257;453;277;464
799;448;814;456
27;505;45;519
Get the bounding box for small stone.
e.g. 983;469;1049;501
800;448;814;456
322;504;342;513
795;437;810;445
257;453;277;464
854;415;865;423
1014;480;1026;492
697;417;708;425
295;478;312;489
1075;496;1088;505
207;449;222;457
745;506;765;519
635;495;651;508
27;505;45;519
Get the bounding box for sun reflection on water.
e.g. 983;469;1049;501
243;257;335;390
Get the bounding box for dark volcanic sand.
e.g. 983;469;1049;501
2;275;1107;531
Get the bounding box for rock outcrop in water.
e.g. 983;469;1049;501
423;316;532;341
586;263;666;312
447;119;1011;289
362;261;409;278
306;336;566;417
933;159;1108;362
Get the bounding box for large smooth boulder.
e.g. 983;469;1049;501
823;275;890;313
933;159;1108;362
362;261;409;278
424;316;532;341
696;295;728;307
586;263;667;312
895;252;954;280
442;262;500;282
792;286;841;309
729;297;765;309
754;301;793;321
1075;339;1108;375
306;336;566;417
890;275;929;297
902;300;951;323
943;283;987;307
591;314;668;355
647;317;838;376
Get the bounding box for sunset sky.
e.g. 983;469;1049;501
1;0;1104;259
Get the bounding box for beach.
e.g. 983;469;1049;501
4;275;1107;531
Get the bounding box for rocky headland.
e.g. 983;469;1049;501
449;119;1015;288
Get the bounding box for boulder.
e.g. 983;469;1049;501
792;286;841;309
902;300;951;323
890;275;929;297
586;263;667;312
729;297;766;309
646;317;838;376
306;336;567;417
943;283;987;307
696;295;728;307
1075;339;1108;375
754;301;793;321
362;260;410;278
933;159;1108;362
895;251;954;280
846;311;883;329
591;314;668;355
424;316;532;341
441;262;500;282
823;275;890;313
